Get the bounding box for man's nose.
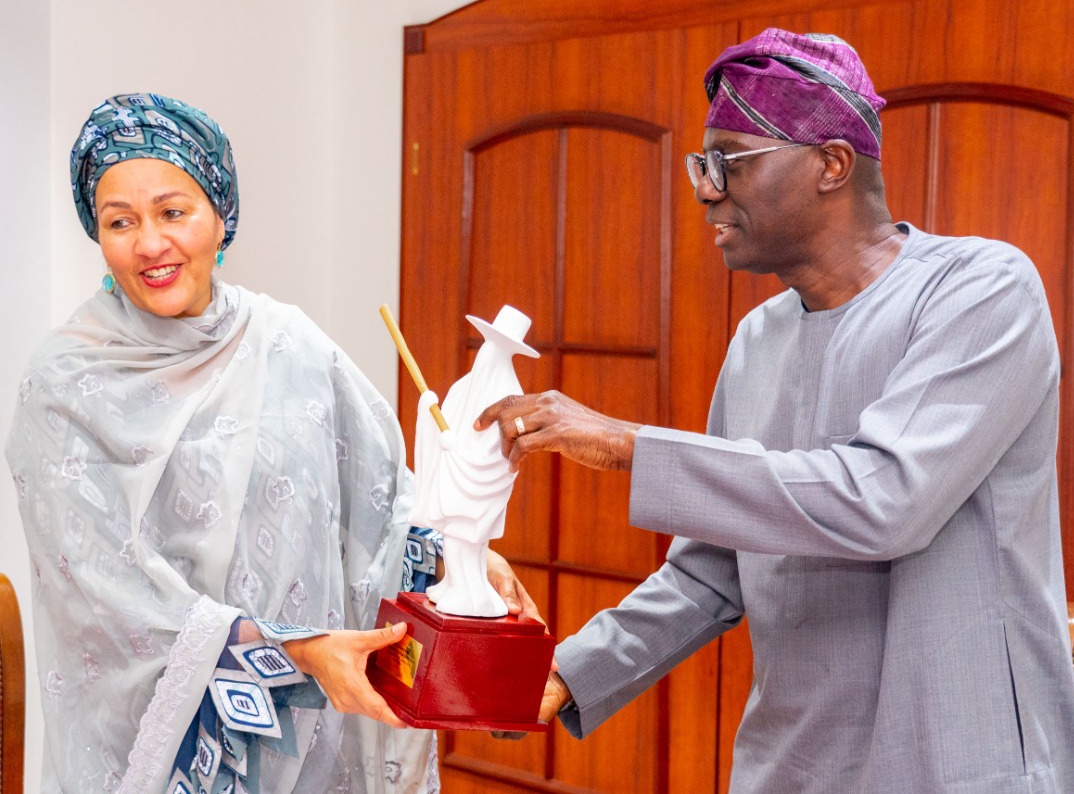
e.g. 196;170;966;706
693;177;725;205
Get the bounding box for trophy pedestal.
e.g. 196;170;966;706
366;592;556;731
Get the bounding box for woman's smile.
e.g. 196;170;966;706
140;263;182;286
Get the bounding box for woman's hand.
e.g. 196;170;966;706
283;624;410;727
486;548;545;624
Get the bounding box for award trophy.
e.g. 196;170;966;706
367;305;555;731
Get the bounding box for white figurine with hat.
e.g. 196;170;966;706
410;305;540;617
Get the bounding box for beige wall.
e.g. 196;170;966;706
0;1;469;788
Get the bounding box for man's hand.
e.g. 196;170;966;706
474;390;640;473
283;625;410;727
540;669;574;723
491;663;571;740
487;548;545;624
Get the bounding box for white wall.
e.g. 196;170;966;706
1;1;470;789
0;2;51;792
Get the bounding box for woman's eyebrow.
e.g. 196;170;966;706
98;191;192;212
152;191;191;204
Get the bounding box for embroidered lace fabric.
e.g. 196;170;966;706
6;280;438;793
125;597;240;793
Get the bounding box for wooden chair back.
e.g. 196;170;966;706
0;573;25;794
1068;603;1074;661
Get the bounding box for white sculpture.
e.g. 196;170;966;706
410;305;539;617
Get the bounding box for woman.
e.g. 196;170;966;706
6;93;535;794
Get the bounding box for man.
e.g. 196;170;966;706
477;28;1074;793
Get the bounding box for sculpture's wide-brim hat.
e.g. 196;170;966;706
467;305;539;358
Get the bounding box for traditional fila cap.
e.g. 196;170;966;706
703;29;886;160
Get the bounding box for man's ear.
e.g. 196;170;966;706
817;139;856;194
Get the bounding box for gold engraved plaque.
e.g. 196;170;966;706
374;622;422;688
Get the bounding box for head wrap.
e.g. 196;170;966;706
71;93;239;248
703;29;885;160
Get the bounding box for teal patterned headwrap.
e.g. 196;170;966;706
71;93;239;249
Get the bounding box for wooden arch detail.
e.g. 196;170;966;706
458;110;674;426
881;81;1074;238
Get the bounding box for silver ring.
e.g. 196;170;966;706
514;416;526;436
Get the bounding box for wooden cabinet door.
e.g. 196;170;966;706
399;2;1074;791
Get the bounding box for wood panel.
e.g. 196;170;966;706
417;0;903;52
399;47;466;468
562;131;663;349
879;104;930;229
559;354;661;577
553;574;660;793
467;130;559;335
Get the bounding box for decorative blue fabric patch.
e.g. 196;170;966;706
219;724;247;777
258;702;299;759
252;619;328;642
195;723;222;786
166;768;197;794
405;525;442;594
231;641;307;688
209;671;282;738
169;618;329;794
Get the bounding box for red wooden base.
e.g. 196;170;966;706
366;592;556;731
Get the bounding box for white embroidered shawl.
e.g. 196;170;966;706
6;281;435;793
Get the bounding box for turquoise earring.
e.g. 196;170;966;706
215;248;224;268
102;268;116;293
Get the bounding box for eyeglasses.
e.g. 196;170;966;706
685;142;811;193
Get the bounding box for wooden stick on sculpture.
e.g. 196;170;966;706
379;304;450;432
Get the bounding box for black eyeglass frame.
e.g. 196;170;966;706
685;142;811;193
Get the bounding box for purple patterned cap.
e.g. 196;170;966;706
703;29;886;160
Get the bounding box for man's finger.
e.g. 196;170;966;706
508;436;531;472
497;435;511;461
474;406;496;432
474;394;519;431
491;730;527;740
